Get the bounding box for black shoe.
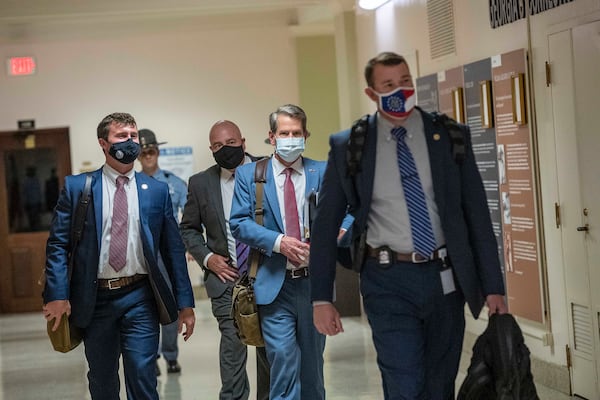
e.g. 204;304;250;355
166;359;181;373
155;361;161;376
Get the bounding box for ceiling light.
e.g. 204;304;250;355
358;0;392;10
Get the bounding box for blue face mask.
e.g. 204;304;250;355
108;138;140;164
375;86;416;120
275;137;305;163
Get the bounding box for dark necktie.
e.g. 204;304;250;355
236;240;250;275
109;175;129;271
391;127;436;258
283;168;301;240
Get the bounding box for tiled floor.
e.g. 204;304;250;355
0;297;574;399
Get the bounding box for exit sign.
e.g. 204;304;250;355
7;57;36;76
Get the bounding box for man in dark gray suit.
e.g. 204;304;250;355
180;120;269;400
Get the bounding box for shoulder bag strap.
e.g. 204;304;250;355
248;158;269;280
67;174;92;281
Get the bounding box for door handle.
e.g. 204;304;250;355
577;224;589;232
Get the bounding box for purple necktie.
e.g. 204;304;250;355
236;240;250;275
109;175;129;271
283;168;301;240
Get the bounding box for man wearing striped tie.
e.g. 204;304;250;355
309;52;508;400
180;120;270;400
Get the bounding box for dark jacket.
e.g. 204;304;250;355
457;313;539;399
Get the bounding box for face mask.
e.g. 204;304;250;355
213;145;245;170
108;138;140;164
376;86;416;120
275;137;305;163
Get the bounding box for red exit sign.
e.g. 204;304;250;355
7;57;36;76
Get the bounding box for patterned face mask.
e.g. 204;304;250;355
375;86;416;121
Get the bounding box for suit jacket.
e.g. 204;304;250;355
230;157;325;305
309;111;505;318
43;168;195;328
180;155;261;299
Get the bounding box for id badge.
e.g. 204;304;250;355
440;267;456;295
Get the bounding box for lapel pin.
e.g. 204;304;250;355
141;183;149;190
433;133;441;141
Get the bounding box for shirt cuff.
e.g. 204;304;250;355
312;301;332;306
273;234;283;253
202;252;214;269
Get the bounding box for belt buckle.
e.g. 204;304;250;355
107;278;121;290
411;252;429;264
290;267;308;279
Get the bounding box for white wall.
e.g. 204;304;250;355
351;0;600;370
0;13;298;174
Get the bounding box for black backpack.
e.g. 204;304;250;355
457;313;539;400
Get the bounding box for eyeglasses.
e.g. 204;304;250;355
141;148;158;157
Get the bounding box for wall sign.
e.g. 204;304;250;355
489;0;575;28
7;57;36;76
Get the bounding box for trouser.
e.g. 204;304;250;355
360;258;465;400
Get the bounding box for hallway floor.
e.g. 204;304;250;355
0;297;574;399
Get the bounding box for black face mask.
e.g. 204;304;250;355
108;139;141;164
213;145;245;170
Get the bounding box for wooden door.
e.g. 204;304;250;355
0;127;71;313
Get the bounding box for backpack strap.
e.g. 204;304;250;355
248;158;269;279
346;114;370;177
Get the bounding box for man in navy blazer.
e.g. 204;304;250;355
230;105;345;400
43;112;195;400
309;52;507;399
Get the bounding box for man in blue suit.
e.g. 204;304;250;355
42;112;195;400
309;52;507;399
230;104;334;400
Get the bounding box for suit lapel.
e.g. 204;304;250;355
303;158;320;197
207;165;228;238
421;112;446;216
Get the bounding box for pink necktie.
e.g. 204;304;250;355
283;168;301;240
109;175;129;271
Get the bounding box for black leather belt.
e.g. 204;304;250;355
98;274;147;290
367;245;447;265
287;266;309;279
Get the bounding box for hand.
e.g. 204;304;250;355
486;294;508;316
42;300;71;332
337;228;347;242
279;236;310;265
207;254;239;283
313;303;344;336
178;308;195;341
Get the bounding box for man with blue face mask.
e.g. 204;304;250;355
230;104;351;400
42;112;195;399
309;52;507;399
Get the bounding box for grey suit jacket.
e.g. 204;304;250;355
180;155;262;299
180;164;230;298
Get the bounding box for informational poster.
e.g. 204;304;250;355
491;49;543;323
158;146;194;184
437;66;464;122
462;58;506;278
415;73;439;112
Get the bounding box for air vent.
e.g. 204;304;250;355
427;0;456;59
571;303;593;356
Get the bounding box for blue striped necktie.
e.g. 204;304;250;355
391;126;436;258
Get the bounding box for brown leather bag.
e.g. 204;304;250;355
230;158;269;347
